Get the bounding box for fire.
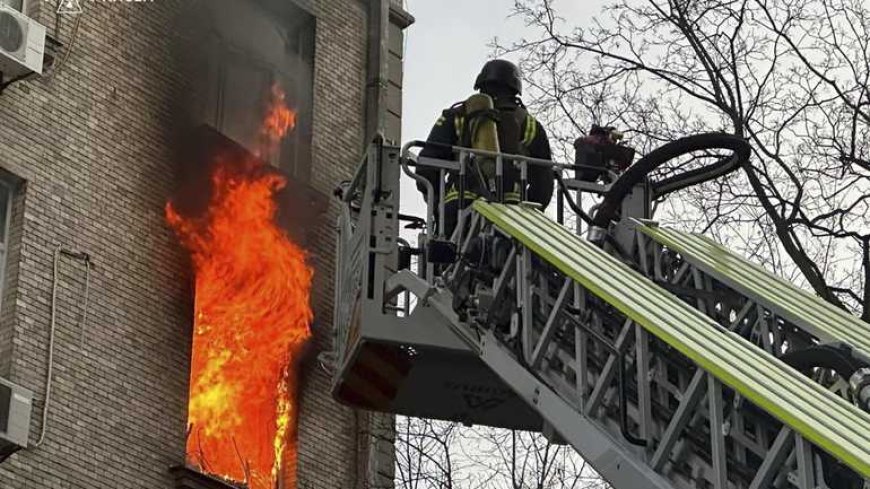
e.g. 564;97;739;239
167;86;312;488
258;84;298;158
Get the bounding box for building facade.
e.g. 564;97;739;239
0;0;410;487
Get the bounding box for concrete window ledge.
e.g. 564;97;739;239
169;465;246;489
389;3;415;29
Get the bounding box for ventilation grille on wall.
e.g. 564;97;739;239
0;377;32;462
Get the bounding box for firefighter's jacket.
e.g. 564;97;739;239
415;97;555;208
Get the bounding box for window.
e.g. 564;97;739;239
0;0;23;12
0;178;14;304
0;171;20;376
189;0;315;183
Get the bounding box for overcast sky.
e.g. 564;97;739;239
398;0;601;215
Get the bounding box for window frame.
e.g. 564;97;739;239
0;0;24;13
0;178;15;308
199;1;316;183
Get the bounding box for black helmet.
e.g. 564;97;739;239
474;59;522;96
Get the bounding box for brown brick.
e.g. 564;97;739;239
0;0;405;487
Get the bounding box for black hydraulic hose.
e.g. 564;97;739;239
590;133;751;231
780;343;868;382
617;353;648;447
341;198;427;229
557;307;645;446
780;343;869;488
653;153;742;199
554;172;594;227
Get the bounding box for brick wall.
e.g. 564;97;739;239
0;1;192;487
0;0;396;487
296;0;371;488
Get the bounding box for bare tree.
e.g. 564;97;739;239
497;0;869;319
387;417;609;489
394;417;459;489
459;427;610;489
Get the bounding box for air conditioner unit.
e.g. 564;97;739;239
0;377;32;461
0;4;46;78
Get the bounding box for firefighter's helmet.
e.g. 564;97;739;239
474;59;522;96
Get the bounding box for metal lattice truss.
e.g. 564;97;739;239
332;142;870;489
400;202;870;489
634;223;870;357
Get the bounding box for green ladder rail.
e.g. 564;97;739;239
637;223;870;357
473;201;870;480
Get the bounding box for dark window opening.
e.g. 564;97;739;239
0;0;24;12
187;0;315;183
0;169;24;378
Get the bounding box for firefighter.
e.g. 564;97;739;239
415;59;555;237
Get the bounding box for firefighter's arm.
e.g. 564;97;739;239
526;120;555;208
416;113;457;198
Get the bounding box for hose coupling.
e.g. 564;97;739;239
587;226;608;244
850;367;870;411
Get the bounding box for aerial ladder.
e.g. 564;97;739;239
331;133;870;489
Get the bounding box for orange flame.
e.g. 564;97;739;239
167;85;311;489
258;84;298;158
